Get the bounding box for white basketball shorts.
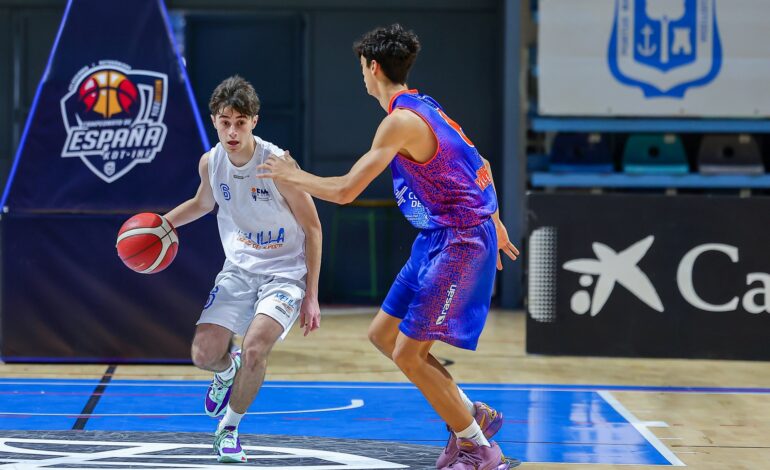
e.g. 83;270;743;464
197;260;306;340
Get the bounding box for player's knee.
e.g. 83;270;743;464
392;348;420;376
368;326;394;356
367;327;385;349
241;344;269;372
190;343;219;370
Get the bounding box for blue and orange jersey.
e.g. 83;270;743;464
388;90;497;229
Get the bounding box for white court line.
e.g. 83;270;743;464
598;391;686;467
0;399;363;417
0;438;407;469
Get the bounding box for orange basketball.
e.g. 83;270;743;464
116;213;178;274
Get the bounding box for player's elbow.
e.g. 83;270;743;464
337;189;357;205
336;181;360;205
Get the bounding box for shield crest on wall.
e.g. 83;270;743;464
608;0;722;98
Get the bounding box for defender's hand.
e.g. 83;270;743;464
256;151;299;182
495;222;520;270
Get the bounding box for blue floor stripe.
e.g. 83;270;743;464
2;378;769;394
0;379;697;465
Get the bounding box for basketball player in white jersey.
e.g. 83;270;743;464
164;75;322;463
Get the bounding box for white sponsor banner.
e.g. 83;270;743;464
538;0;770;117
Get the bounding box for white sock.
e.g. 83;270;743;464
219;405;245;429
455;420;490;447
216;356;237;382
457;386;476;415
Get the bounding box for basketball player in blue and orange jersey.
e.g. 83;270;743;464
164;75;322;462
258;24;520;469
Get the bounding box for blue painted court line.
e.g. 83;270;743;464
0;381;93;430
0;379;705;465
3;379;769;394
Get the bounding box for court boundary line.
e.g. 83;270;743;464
598;390;686;467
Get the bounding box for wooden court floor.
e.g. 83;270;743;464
2;308;770;469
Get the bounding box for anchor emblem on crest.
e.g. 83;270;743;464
637;25;657;58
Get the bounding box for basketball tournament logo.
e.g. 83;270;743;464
608;0;722;98
60;60;169;183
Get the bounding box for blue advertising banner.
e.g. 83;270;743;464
1;0;209;212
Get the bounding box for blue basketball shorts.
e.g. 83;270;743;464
381;218;497;350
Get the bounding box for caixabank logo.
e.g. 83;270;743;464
60;60;168;183
561;237;769;316
563;236;664;317
528;229;770;322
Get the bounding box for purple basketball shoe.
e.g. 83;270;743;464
205;351;241;417
213;425;246;463
436;402;504;468
443;439;509;469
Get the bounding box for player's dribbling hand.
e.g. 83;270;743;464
256;151;299;182
495;221;520;270
299;295;321;336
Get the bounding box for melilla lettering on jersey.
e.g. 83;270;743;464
237;228;286;250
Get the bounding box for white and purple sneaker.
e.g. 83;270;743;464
214;425;246;463
205;351;241;417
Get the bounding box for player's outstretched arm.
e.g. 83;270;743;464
164;153;216;228
480;157;520;269
255;115;407;204
275;179;322;336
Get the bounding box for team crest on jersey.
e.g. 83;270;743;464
251;187;271;202
608;0;722;98
60;60;169;183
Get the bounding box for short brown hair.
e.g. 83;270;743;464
353;24;421;84
208;75;260;117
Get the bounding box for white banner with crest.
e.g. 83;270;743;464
538;0;770;117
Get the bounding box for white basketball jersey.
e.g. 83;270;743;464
208;136;306;281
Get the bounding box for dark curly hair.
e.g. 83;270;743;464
208;75;261;117
353;24;421;84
